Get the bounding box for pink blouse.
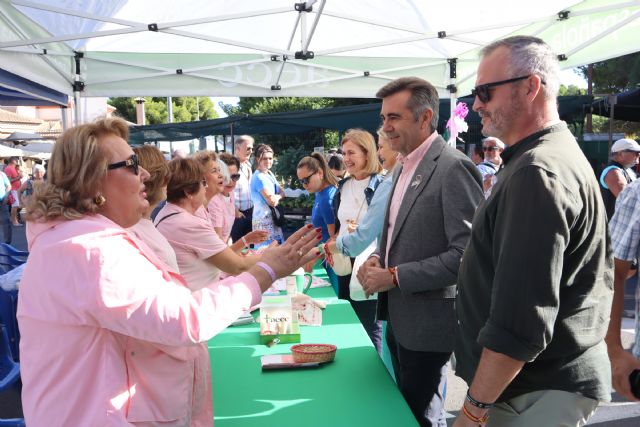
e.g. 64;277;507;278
155;203;228;291
18;214;261;427
208;193;235;243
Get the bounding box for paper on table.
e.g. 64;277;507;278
292;294;325;326
260;354;320;370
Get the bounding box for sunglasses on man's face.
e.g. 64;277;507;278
483;146;501;152
108;154;139;175
230;173;241;182
298;171;316;186
471;75;544;104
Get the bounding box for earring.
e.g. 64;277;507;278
94;194;106;206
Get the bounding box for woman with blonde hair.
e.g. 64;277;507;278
17;116;321;426
250;144;285;248
296;152;339;290
330;128;384;353
128;144;178;271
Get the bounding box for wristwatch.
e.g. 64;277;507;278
388;266;399;287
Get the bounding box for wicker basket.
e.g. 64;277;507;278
291;344;337;364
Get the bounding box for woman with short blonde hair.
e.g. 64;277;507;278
19;116;321;426
328;127;385;353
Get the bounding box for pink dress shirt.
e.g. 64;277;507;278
386;131;438;265
208;193;235;243
18;214;261;427
155;203;228;291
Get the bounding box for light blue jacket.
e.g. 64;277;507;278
336;171;393;257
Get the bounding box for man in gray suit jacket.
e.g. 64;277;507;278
358;77;483;427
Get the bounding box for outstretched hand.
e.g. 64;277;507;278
259;224;322;279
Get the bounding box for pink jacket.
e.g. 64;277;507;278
18;214;261;427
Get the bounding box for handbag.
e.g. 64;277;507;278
269;204;286;227
349;239;378;300
330;251;352;276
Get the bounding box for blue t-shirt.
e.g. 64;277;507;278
250;170;280;221
312;185;337;242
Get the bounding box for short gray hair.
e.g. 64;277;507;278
376;77;439;132
481;36;560;100
234;135;254;147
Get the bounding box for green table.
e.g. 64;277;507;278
208;285;419;427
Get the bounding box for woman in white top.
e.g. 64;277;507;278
331;129;384;353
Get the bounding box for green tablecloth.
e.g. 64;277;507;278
208;276;418;427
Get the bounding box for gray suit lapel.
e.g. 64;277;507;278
388;137;445;251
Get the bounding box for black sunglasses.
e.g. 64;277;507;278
107;154;139;175
298;171;316;186
471;75;545;103
230;173;241;182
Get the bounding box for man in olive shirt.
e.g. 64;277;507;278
453;36;613;426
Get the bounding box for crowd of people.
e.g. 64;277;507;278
11;34;640;427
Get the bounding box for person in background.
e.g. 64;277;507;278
128;145;178;272
476;137;505;196
328;154;347;180
18;163;46;207
0;167;11;244
470;144;484;166
17;116;322;426
155;157;260;291
606;178;640;403
4;157;23;226
211;152;268;249
231;135;255;242
250;144;285;248
171;148;187;159
332;129;385;353
600;138;640;219
326;128;398;260
296;152;339;290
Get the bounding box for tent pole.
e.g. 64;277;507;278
60;106;69;131
167;97;173;123
73;51;85;125
447;58;458;148
608;94;617;153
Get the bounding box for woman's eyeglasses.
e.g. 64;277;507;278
230;173;241;182
108;154;139;175
471;75;545;104
298;172;316;186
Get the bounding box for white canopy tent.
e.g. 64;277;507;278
1;0;640;125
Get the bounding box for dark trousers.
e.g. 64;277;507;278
0;201;11;244
386;322;450;427
337;271;382;354
230;208;253;243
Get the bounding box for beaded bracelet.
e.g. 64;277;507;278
462;404;489;425
466;391;494;409
255;262;276;282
